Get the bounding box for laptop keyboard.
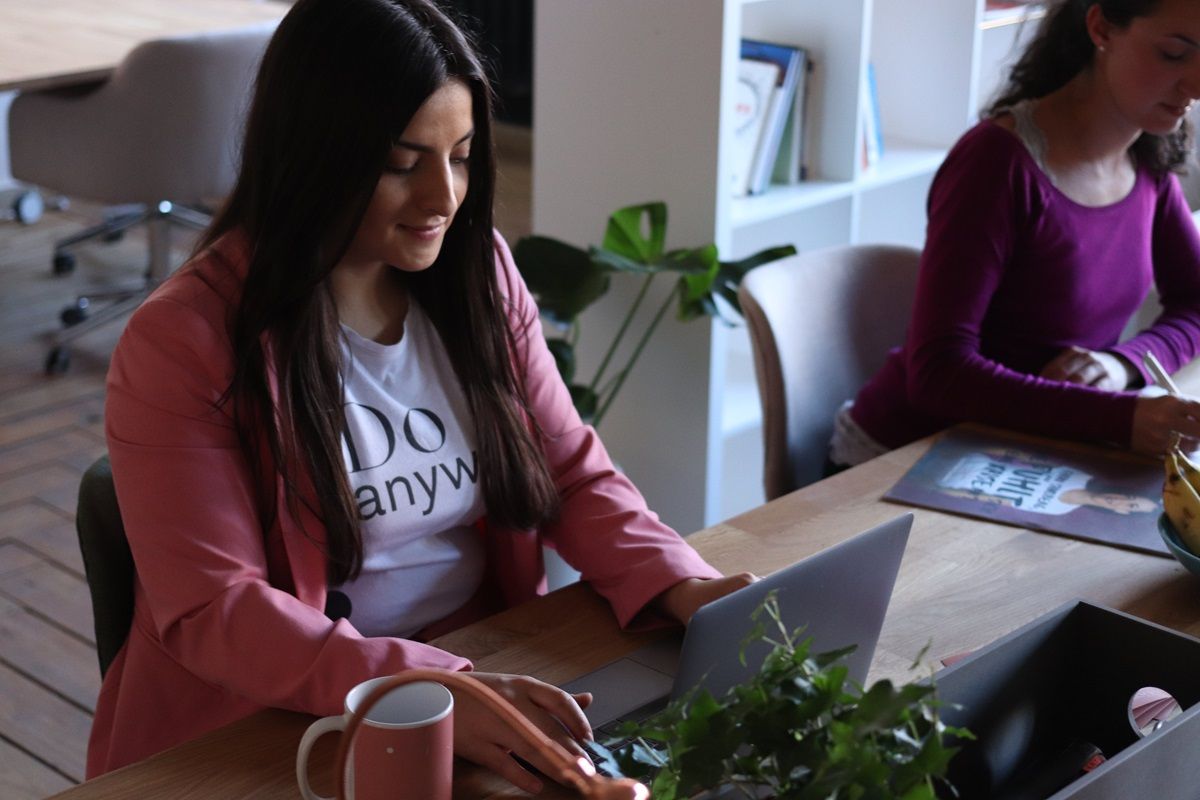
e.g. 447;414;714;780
582;697;670;777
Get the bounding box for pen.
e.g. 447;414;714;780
1143;351;1181;395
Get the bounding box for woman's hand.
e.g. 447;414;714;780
1131;394;1200;455
1040;346;1136;390
654;573;758;625
450;672;592;794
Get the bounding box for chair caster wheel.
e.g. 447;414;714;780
61;298;90;327
53;251;76;275
45;347;70;375
10;190;44;225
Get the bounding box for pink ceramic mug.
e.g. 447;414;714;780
296;677;454;800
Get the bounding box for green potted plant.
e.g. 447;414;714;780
588;595;969;800
514;201;795;427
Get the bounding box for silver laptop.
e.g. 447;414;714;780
563;514;912;731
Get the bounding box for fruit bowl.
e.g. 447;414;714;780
1158;514;1200;580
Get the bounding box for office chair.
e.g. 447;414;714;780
7;23;276;375
738;245;921;499
76;455;136;678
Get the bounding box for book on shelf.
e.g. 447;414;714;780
771;52;813;185
983;0;1043;22
730;56;781;198
860;62;883;170
740;38;806;196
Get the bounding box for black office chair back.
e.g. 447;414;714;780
76;455;136;677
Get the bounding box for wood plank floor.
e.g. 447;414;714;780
0;128;530;797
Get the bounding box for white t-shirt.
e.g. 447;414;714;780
331;302;485;638
937;453;1091;515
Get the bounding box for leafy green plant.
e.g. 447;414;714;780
588;594;970;800
513;201;795;427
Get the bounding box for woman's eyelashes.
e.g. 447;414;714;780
382;152;470;175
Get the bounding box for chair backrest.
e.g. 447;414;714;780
739;245;921;499
76;455;135;677
9;23;276;205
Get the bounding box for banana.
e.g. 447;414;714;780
1176;446;1200;494
1163;448;1200;555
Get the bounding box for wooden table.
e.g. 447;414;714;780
50;433;1200;799
0;0;288;93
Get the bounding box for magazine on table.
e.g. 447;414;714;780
884;424;1168;556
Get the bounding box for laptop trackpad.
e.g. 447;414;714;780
562;657;676;728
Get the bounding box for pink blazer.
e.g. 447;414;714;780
90;231;719;776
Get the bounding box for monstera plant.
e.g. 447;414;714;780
513;201;795;427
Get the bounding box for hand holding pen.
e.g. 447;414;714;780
1130;351;1200;456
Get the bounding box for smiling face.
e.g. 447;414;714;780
340;79;474;273
1090;491;1160;515
1090;0;1200;135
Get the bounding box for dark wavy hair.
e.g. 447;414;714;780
201;0;560;584
987;0;1193;173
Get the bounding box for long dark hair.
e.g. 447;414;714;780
987;0;1192;173
201;0;559;584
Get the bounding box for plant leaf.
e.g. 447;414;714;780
602;591;967;799
589;246;660;275
660;244;719;275
713;244;798;315
676;244;797;322
602;201;667;263
569;385;598;424
513;235;611;322
545;339;575;384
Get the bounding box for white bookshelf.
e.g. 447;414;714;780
533;0;1034;533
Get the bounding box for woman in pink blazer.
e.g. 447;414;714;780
91;0;750;788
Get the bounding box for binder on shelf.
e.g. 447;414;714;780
772;54;813;185
741;39;805;196
731;56;781;198
860;61;883;170
983;0;1043;23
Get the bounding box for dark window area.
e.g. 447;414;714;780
441;0;533;126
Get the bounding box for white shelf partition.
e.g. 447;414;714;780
534;0;1011;531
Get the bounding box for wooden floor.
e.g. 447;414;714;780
0;129;531;798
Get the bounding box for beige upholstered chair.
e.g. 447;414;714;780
8;23;276;373
738;245;921;500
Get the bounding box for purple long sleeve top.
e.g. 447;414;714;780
851;120;1200;449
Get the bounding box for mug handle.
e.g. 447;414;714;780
296;715;347;800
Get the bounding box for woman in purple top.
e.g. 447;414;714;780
832;0;1200;469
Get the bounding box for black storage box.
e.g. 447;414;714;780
936;601;1200;799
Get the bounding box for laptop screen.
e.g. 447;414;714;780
671;513;912;700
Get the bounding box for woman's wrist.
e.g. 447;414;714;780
653;573;758;625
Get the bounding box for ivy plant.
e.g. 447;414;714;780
513;201;795;427
587;594;971;800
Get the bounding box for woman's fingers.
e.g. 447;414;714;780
656;572;759;623
1040;347;1133;391
1041;346;1113;388
453;672;595;791
1131;395;1200;454
504;706;591;787
471;743;544;795
527;679;592;741
1040;346;1085;382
